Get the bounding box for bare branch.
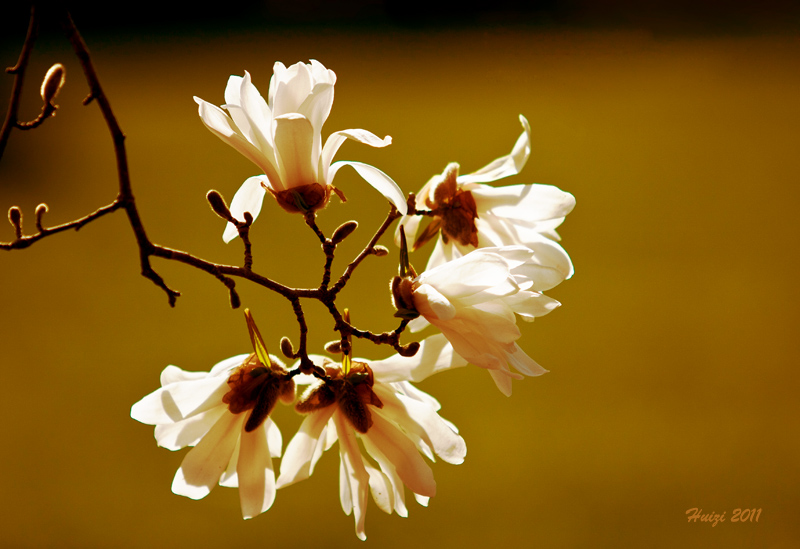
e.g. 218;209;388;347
0;6;39;159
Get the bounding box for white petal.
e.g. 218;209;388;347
417;251;516;302
506;291;561;320
413;284;456;321
237;420;276;518
265;417;283;458
414;494;430;507
131;376;229;425
360;435;408;517
273;114;317;189
320;129;392;183
373;386;467;465
457;114;531;184
276;405;336;488
220;434;241;488
172;413;244;499
364;459;395;515
208;354;250;376
223;175;268;243
365;413;436;498
328;161;407;215
194;97;273;176
271;61;312;117
297;82;334;166
159;365;206;386
153;405;227;451
371;334;467;384
472;183;575;221
506;343;548;377
334;412;370;541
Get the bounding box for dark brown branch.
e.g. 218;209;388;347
0;6;39;160
1;9;419;362
331;204;400;296
1;200;121;250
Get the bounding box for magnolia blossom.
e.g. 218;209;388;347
395;246;561;396
194;60;407;242
130;352;294;519
397;115;575;281
276;349;466;541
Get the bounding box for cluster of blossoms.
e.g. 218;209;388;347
132;60;575;540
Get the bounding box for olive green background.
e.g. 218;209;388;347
2;7;799;548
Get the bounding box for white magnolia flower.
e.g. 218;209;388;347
130;312;295;519
397;115;575;281
396;246;561;396
194;60;407;242
277;350;466;541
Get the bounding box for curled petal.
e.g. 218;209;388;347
320;128;392;183
457;114;531;185
328;161;407;215
194;97;274;177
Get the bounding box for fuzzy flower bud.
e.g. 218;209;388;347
331;220;358;244
40;63;66;105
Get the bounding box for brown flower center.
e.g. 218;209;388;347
422;163;479;248
223;353;295;432
295;360;384;433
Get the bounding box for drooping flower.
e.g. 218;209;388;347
276;348;466;541
194;60;407;242
397;115;575;281
130;311;295;518
393;245;561;396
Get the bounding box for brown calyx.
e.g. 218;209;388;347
295;360;383;433
223;353;295;432
268;182;333;214
391;275;419;319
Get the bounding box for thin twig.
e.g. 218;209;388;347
331;204;400;295
0;6;39;160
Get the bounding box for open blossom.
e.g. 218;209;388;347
276;351;466;541
130;312;294;519
397;115;575;281
194;60;407;242
394;246;561;396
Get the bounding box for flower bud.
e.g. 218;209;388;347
8;206;22;227
280;337;295;358
206;190;234;221
8;206;22;238
371;245;389;257
331;220;358;244
324;340;343;354
40;63;66;105
34;203;48;232
397;341;420;357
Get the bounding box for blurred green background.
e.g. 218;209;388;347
2;3;799;548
